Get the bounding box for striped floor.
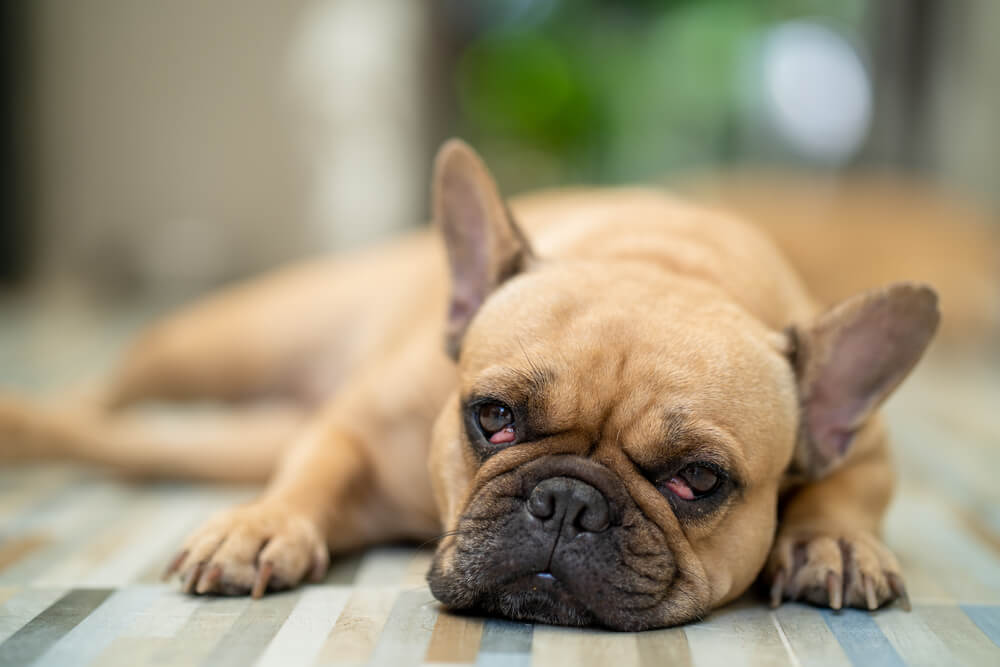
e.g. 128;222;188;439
0;485;998;667
1;301;999;665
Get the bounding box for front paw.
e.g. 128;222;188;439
766;525;910;611
165;500;329;597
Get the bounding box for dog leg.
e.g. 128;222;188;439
0;394;301;482
165;421;420;596
765;429;909;611
166;322;451;597
99;259;378;408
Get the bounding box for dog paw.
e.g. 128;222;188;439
766;526;910;611
165;500;329;597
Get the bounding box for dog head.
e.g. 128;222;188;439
425;140;939;630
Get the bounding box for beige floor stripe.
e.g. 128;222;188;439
91;590;205;666
368;588;439;667
314;587;399;665
635;626;692;667
684;603;795;666
424;611;484;664
91;637;174;667
773;605;850;667
533;625;640;667
147;596;250;666
353;548;422;587
199;590;303;667
255;586;352;667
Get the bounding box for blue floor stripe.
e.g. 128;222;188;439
476;619;532;667
822;609;906;667
961;605;1000;648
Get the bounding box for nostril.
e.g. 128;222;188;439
527;488;555;519
574;497;610;533
526;477;611;533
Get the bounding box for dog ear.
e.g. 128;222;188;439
789;282;939;479
433;139;534;359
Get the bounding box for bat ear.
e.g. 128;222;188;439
789;282;939;479
433;139;534;359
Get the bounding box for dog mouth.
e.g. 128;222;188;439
427;457;684;629
429;538;676;629
464;568;599;627
504;570;574;602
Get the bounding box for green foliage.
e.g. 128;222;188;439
452;0;867;188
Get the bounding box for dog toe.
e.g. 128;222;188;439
766;526;908;612
167;501;328;598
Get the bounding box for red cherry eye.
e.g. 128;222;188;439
477;402;516;444
665;465;720;501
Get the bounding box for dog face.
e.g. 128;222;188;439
429;263;799;629
426;141;938;630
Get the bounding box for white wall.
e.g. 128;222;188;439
31;0;428;292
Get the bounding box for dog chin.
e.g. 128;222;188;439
429;564;597;627
430;565;679;631
479;573;597;626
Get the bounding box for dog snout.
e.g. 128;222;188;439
527;477;610;534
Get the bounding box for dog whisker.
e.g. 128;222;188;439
416;529;471;550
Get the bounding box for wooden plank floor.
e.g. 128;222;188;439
1;299;999;666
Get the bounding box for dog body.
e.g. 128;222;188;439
0;141;936;629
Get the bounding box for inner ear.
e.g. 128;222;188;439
790;282;939;479
433;139;534;359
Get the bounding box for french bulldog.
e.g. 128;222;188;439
0;139;937;630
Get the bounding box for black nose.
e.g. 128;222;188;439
526;476;610;534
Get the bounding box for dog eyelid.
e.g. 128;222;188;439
666;434;747;490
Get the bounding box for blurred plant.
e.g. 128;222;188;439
447;0;867;190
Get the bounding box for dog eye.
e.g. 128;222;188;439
665;464;721;501
476;402;516;444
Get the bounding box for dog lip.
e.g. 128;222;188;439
505;570;569;598
486;571;596;626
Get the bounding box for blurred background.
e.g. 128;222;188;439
1;4;999;656
0;0;997;359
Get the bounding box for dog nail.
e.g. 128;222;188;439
310;545;329;583
309;560;327;583
888;573;911;612
826;571;843;610
183;562;204;594
864;575;878;611
196;564;223;594
162;550;188;581
252;561;274;599
769;569;786;608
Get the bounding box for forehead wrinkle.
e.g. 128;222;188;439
663;410;749;481
465;364;554;403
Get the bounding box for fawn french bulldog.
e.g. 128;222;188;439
1;140;937;630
